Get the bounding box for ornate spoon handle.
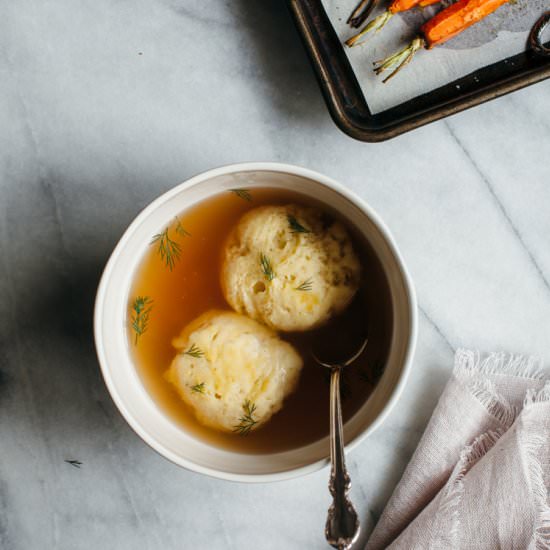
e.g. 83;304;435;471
325;367;360;550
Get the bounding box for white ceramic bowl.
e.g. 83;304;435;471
94;162;417;482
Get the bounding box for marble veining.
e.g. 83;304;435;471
444;122;550;295
1;1;549;549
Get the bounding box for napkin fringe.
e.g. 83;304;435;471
466;377;517;428
520;417;550;549
455;349;545;380
524;382;550;407
439;430;502;545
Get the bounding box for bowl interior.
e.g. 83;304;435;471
95;166;415;481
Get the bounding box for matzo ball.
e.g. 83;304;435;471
221;204;361;331
165;310;303;433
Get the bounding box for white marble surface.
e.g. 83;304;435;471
1;2;549;549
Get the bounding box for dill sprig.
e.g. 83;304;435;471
360;360;384;383
287;215;311;234
131;296;153;345
190;382;205;394
65;460;82;469
174;217;191;238
183;344;204;358
150;228;182;271
260;253;275;281
358;370;370;383
233;400;258;436
295;278;313;291
231;188;252;202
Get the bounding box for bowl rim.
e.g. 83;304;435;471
94;161;418;483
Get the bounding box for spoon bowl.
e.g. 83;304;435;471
313;337;369;370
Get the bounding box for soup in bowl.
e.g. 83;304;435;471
94;163;417;482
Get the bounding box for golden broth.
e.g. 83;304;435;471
128;188;393;454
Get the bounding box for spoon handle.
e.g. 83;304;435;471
326;367;360;550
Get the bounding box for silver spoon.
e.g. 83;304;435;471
313;336;368;550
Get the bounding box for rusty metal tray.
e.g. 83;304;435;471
287;0;550;142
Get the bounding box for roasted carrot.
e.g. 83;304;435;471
374;0;511;81
423;0;509;46
347;0;378;28
392;0;438;12
346;0;440;47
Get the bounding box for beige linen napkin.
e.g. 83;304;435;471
367;349;550;550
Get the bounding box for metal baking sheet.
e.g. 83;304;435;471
287;0;550;141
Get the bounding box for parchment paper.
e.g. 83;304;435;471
322;0;546;113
